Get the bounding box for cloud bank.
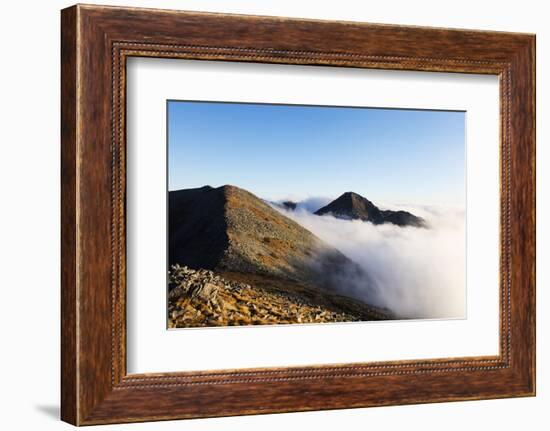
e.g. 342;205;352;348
273;200;466;320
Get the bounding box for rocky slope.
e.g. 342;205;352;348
168;265;388;328
315;191;426;227
170;185;365;285
168;185;389;326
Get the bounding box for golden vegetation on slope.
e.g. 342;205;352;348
168;265;389;328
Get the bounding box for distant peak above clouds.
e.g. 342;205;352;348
314;192;427;228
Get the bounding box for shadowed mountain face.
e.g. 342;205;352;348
315;192;426;227
169;185;228;270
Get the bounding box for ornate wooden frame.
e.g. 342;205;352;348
61;4;535;425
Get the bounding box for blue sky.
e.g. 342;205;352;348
168;101;465;206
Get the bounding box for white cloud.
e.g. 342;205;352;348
273;201;466;319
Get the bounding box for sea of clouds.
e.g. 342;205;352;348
272;199;466;320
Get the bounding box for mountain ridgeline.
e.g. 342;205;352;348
314;192;427;228
169;185;356;282
168;185;390;327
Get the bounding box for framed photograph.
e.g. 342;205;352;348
61;4;536;425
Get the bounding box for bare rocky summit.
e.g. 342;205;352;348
315;191;426;227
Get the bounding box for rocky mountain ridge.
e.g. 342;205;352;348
170;185;368;284
168;185;390;327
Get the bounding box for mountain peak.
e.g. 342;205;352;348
337;191;375;205
169;185;357;282
315;191;426;227
315;191;379;221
